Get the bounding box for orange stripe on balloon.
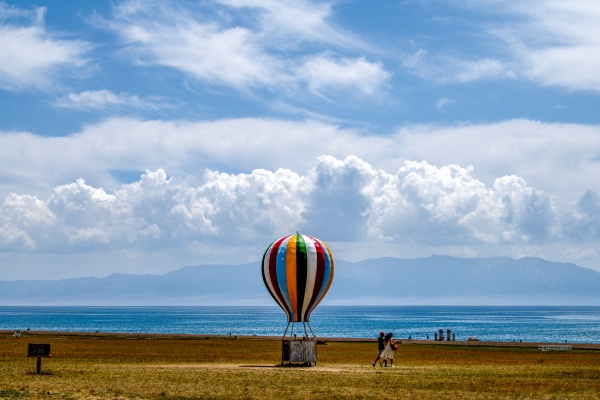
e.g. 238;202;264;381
286;235;298;321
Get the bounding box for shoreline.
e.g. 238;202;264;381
4;330;600;350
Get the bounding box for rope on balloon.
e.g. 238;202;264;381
282;321;316;341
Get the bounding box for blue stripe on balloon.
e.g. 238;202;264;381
275;237;293;320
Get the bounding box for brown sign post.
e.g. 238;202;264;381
28;344;51;374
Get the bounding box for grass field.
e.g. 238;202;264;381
2;331;600;399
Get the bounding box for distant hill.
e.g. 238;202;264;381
329;256;600;305
1;256;599;305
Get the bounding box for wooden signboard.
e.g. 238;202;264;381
28;343;51;374
28;343;51;357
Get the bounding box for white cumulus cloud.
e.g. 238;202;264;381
2;115;600;273
0;156;595;260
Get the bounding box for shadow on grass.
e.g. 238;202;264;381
240;364;316;368
0;389;28;399
26;371;54;376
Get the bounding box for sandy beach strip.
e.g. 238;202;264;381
4;330;599;350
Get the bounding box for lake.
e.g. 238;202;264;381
2;305;599;343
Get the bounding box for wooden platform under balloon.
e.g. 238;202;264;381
281;339;317;366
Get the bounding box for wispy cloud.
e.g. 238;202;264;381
218;0;363;49
94;0;389;104
506;1;600;91
436;97;455;112
402;50;510;84
53;90;171;112
0;3;91;92
103;1;279;90
402;1;600;92
298;55;390;97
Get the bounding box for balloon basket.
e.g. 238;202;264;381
281;339;316;366
281;322;317;366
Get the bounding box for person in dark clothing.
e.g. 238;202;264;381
372;331;385;366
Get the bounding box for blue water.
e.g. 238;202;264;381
2;306;600;343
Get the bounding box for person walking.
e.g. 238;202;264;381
379;332;397;367
372;331;385;366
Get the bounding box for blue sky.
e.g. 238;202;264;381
1;0;600;280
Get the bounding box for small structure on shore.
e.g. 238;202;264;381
435;329;456;341
262;232;334;366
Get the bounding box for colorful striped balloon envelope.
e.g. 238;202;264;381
262;233;334;323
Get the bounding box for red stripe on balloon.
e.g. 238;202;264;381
268;236;289;320
304;237;326;321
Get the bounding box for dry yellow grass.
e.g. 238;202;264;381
1;331;600;399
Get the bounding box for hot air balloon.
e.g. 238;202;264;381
262;232;334;340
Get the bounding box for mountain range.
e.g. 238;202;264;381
1;256;599;305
